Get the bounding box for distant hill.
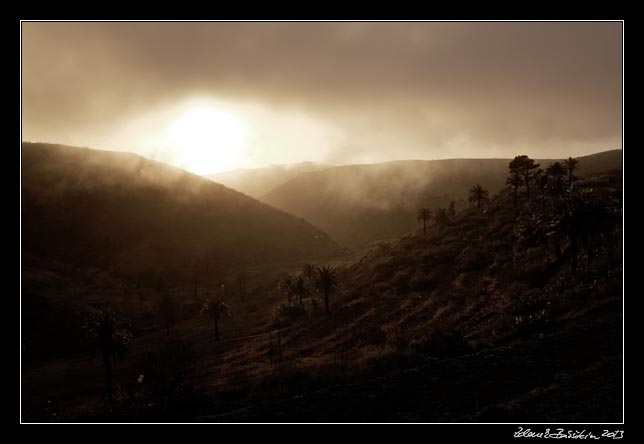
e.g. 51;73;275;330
261;150;622;247
206;162;331;198
22;143;338;285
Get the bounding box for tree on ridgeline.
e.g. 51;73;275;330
506;172;523;207
83;310;131;395
509;155;540;200
564;157;580;190
416;208;432;235
547;176;566;202
534;169;549;209
468;184;490;210
316;266;338;315
546;161;566;178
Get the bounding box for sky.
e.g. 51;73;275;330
22;22;623;174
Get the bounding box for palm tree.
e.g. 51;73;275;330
468;184;489;210
434;208;451;228
534;169;549;208
547;175;566;201
416;208;432;235
316;266;338;315
506;173;522;207
201;292;231;341
546;161;566;178
293;275;307;306
509;155;540;200
564;157;580;190
83;310;131;395
278;275;294;304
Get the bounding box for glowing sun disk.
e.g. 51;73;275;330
166;106;247;174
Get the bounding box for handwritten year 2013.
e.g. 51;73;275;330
514;427;624;439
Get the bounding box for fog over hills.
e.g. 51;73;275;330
206;162;330;198
260;150;622;247
22;143;338;284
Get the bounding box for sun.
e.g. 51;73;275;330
166;105;247;175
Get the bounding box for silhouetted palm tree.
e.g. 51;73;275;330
434;208;451;228
416;208;432;235
316;266;338;315
201;294;231;341
548;175;566;201
278;275;294;304
506;173;522;207
509;155;540;200
534;169;549;208
564;157;580;189
83;310;131;394
468;184;489;210
546;161;566;178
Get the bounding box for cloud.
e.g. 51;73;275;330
21;22;622;168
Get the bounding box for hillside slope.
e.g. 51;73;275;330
21;152;623;422
261;150;622;247
22;143;338;283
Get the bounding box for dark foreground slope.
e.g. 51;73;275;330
26;168;621;423
262;150;622;247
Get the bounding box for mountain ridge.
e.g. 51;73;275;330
22;142;338;285
260;149;622;247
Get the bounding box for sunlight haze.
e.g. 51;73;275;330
21;22;622;174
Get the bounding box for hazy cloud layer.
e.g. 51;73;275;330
22;22;622;170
